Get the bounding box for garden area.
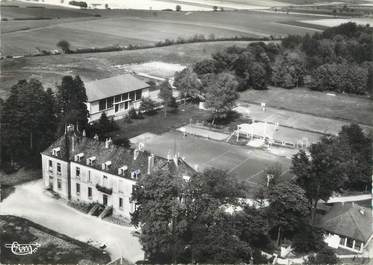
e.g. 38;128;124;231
106;103;211;141
0;215;110;264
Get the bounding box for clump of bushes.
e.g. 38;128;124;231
68;0;87;8
139;98;158;115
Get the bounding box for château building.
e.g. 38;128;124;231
41;127;194;220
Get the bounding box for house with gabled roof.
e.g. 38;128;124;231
41;126;195;220
317;202;373;254
85;74;150;122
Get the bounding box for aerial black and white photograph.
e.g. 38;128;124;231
0;0;372;264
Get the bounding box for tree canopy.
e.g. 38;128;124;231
131;168;258;264
57;75;89;133
204;73;239;124
1;79;57;166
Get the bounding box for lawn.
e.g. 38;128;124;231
239;86;373;127
1;8;324;56
0;168;41;201
0;215;110;264
109;103;211;140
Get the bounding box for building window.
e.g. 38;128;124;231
354;241;362;251
57;179;62;190
129;91;135;101
346;237;354;248
114;95;121;103
122;93;129;101
88;187;92;199
135;89;142;100
76;183;80;195
99;99;106;111
49;160;53;167
119;197;123;209
57;163;61;175
103;175;108;186
76;167;80;178
107;97;114;109
88;171;91;183
118;180;123;193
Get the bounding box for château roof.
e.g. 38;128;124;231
317;203;372;242
85;74;149;102
41;134;195;181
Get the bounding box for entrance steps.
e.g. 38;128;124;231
88;204;100;215
99;206;113;219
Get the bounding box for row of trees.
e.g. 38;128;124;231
0;76;89;168
174;22;373;95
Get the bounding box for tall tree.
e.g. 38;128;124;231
292;137;345;222
267;181;309;246
338;124;372;190
2;79;58;166
173;68;202;100
158;80;177;117
131;168;252;264
57;75;88;133
204;73;239;124
131;170;184;263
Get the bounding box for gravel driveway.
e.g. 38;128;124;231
0;179;143;263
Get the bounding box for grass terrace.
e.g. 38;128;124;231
0;215;110;264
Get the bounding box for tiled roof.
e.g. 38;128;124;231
41;134;194;181
317;203;373;242
85;74;149;102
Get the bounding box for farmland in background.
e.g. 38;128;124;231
1;5;325;56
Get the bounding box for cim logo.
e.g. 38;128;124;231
4;242;41;256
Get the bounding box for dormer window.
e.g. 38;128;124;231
74;153;84;162
118;165;128;175
86;156;96;166
52;147;61;157
102;161;112;171
131;169;141;179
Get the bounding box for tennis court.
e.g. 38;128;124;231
131;131;292;196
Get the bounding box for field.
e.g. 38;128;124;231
0;41;253;98
1;7;325;56
239;87;373;127
131;130;292;196
0;215;110;264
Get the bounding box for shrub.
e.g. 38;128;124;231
128;108;143;119
140;98;158;115
113;137;131;148
56;40;71;54
306;248;338;265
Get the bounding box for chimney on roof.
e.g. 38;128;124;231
105;138;112;149
67;124;74;133
134;149;139;161
147;154;155;174
173;153;179;168
167;150;171;161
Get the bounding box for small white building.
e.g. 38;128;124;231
41;130;194;220
85;74;150;122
